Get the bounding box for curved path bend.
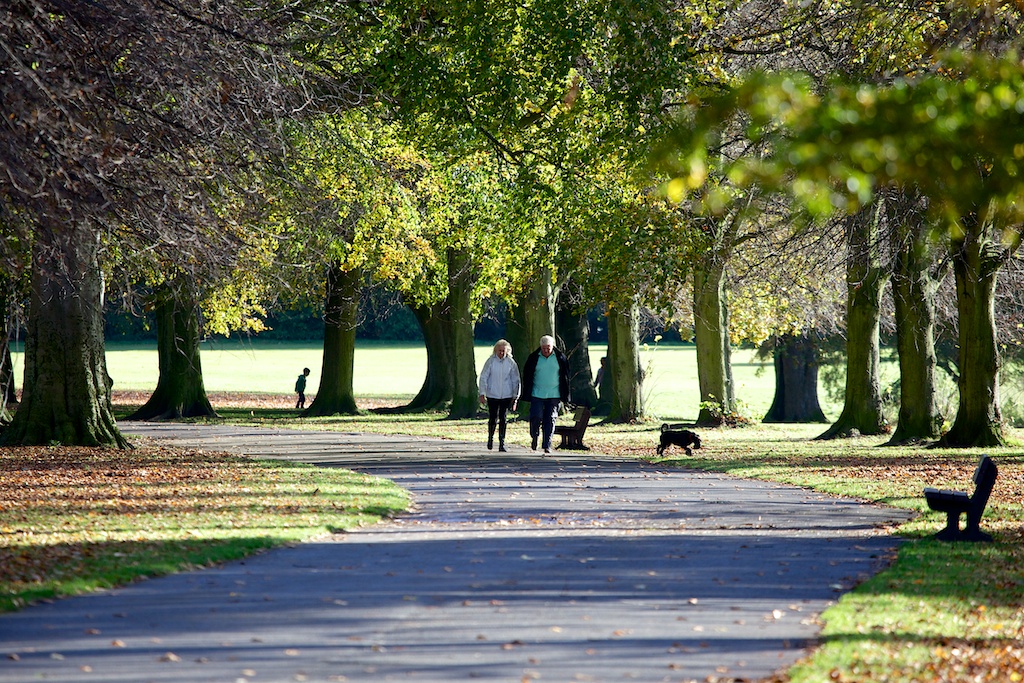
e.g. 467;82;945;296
0;423;911;683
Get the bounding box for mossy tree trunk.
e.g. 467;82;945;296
818;203;889;440
401;301;454;412
0;340;13;425
401;252;479;418
888;195;943;444
693;260;735;426
446;247;479;419
940;216;1013;447
126;282;217;421
305;263;360;417
555;279;597;409
1;220;127;447
763;334;827;423
606;300;643;422
0;276;18;421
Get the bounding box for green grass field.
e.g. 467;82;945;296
12;338;861;421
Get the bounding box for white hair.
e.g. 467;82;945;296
539;335;555;346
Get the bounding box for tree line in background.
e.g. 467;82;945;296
98;294;653;345
2;1;1024;448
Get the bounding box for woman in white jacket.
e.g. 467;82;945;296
478;339;521;452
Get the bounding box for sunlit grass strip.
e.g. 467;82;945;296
0;445;409;612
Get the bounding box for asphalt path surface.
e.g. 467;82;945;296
0;423;912;683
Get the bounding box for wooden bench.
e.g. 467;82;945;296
924;455;998;542
554;406;591;450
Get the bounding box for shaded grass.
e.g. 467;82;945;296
0;443;409;612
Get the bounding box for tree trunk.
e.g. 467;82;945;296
693;260;735;426
888;198;943;444
819;204;889;440
305;263;360;417
0;340;13;425
594;353;613;416
0;276;17;420
506;267;557;417
606;300;643;422
126;283;218;421
941;219;1007;447
763;334;827;423
446;248;479;419
506;267;556;368
555;280;598;409
1;220;128;447
400;301;454;412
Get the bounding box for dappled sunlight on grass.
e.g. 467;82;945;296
0;442;408;611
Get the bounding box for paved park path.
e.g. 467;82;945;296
0;423;912;683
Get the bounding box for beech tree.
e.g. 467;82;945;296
363;0;703;423
818;203;890;439
887;189;945;444
126;281;218;421
266;111;432;417
554;278;599;410
121;257;271;422
402;158;539;418
665;50;1024;446
506;268;558;389
0;270;23;421
744;227;845;425
559;169;696;422
0;0;354;446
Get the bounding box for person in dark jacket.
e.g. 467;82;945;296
295;367;310;409
521;335;571;453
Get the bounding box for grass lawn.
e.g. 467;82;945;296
47;338;856;421
4;339;1023;681
0;440;409;613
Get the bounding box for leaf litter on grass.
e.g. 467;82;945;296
0;440;407;610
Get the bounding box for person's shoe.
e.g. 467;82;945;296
498;442;507;452
543;447;551;454
531;435;538;450
487;437;493;450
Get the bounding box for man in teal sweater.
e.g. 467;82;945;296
521;335;571;453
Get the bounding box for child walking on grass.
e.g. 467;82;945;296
295;368;310;409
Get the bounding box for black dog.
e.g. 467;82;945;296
657;425;702;456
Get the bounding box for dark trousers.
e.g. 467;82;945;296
529;397;560;450
486;397;513;443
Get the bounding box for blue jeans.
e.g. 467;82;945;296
529;398;560;450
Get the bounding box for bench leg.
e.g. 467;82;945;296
934;511;964;542
963;510;994;542
555;432;589;450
